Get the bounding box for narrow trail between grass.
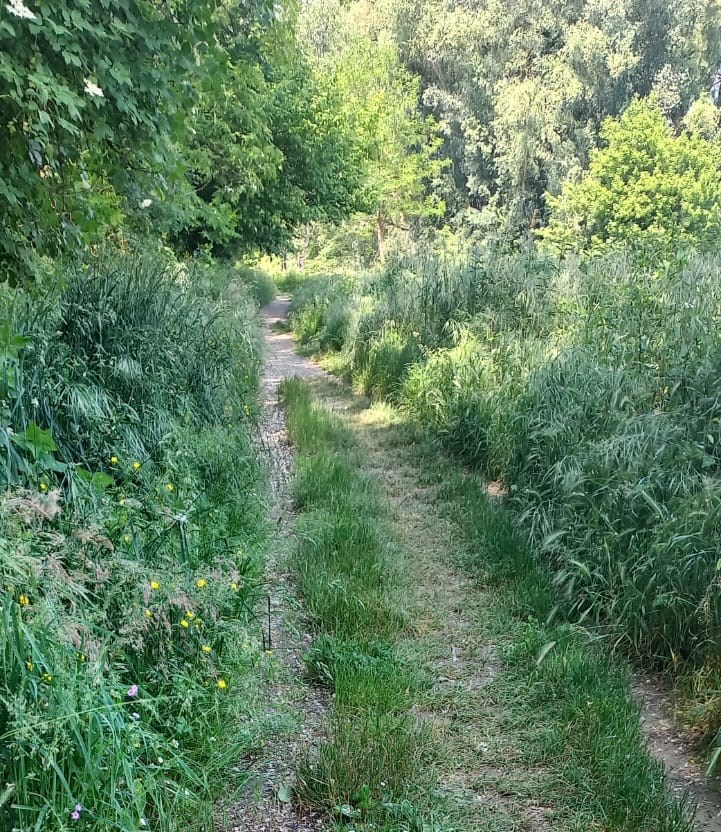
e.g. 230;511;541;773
226;296;721;831
220;298;331;832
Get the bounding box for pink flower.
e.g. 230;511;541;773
71;811;80;821
75;804;83;813
127;684;139;698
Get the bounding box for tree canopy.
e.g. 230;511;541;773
541;99;721;252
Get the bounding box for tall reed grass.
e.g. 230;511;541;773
289;246;721;676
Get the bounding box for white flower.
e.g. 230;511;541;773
83;79;104;98
6;0;36;20
140;198;153;209
30;397;39;407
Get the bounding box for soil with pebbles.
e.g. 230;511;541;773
218;297;331;832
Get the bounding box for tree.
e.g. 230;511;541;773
320;0;721;239
299;7;447;261
540;98;721;251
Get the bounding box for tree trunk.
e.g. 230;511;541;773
375;215;386;264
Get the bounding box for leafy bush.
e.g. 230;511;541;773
542;99;721;253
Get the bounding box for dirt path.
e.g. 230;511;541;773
225;296;721;831
219;297;329;832
634;679;721;831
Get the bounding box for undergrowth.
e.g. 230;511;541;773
287;247;721;703
0;246;270;832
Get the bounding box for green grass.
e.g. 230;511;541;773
0;247;272;832
411;444;691;831
283;377;692;832
286;245;721;746
280;378;442;828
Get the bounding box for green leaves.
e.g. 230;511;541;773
10;422;58;459
542;99;721;252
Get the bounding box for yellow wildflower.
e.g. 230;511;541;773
165;483;174;492
185;611;195;620
180;619;190;629
230;582;239;591
150;581;160;591
123;534;131;544
25;660;33;671
264;650;273;656
19;594;30;607
201;645;212;654
132;461;141;470
110;455;119;465
39;482;48;492
42;673;53;683
145;609;152;619
216;679;228;689
194;619;202;628
196;578;207;589
119;497;126;506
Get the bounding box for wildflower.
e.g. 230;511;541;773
145;609;152;619
19;594;30;606
264;650;272;656
165;483;174;492
83;78;104;98
150;580;160;590
71;809;81;821
131;712;140;721
230;582;239;591
140;198;153;209
6;0;36;20
42;673;53;683
127;684;139;698
185;610;195;620
119;497;126;506
244;404;251;416
180;619;189;629
25;660;33;671
216;679;227;689
201;645;212;654
110;455;119;465
123;534;131;544
194;619;202;628
78;653;86;662
196;578;206;588
132;461;141;470
171;739;180;749
39;482;48;492
157;756;164;764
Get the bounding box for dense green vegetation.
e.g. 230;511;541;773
7;0;721;823
1;250;270;831
289;246;721;677
0;0;367;827
282;4;721;758
282;378;690;831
